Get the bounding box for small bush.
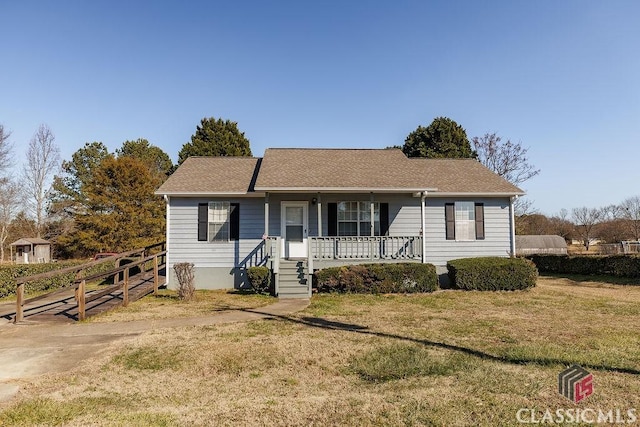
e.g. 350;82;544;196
447;257;537;291
246;266;271;294
314;263;437;294
173;262;195;301
528;254;640;278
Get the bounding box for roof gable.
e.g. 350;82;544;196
155;157;260;195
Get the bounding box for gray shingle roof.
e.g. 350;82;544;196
10;238;51;246
155;156;260;195
156;149;524;196
254;148;524;194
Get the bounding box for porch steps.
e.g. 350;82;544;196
277;260;309;299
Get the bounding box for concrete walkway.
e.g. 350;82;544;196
0;298;309;403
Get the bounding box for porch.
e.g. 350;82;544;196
265;235;422;298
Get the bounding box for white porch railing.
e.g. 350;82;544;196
265;236;281;296
266;237;281;272
310;236;422;261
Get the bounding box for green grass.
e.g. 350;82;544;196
348;343;472;382
112;346;183;371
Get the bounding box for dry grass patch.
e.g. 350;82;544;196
89;289;275;322
1;276;639;426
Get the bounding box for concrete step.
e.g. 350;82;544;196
278;291;310;299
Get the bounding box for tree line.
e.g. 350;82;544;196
0;118;251;261
518;199;640;250
1;115;540;261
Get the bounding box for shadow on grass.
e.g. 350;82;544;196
541;273;640;286
240;309;640;376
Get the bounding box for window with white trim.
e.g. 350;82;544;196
455;201;475;240
208;202;230;242
445;202;485;241
197;202;240;242
337;201;380;236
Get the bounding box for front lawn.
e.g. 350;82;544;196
1;276;639;426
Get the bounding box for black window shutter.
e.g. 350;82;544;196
475;203;485;240
380;203;389;236
230;203;240;240
445;203;455;240
197;203;208;241
328;203;337;236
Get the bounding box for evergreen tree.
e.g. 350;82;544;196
178;117;252;164
403;117;475;158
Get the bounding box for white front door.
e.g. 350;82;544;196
281;202;308;259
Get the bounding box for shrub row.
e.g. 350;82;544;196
314;263;438;294
0;260;117;298
447;257;537;291
527;254;640;278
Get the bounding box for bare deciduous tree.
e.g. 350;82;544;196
472;133;540;186
620;196;640;241
0;124;13;181
572;207;602;251
23;124;61;237
548;209;574;242
0;180;21;262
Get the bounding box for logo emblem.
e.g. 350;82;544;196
558;365;593;403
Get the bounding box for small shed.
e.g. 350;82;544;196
515;235;568;256
10;238;52;264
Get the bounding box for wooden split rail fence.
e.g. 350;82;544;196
14;242;167;323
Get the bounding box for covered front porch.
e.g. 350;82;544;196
265;235;422;298
261;191;427;298
261;191;428;262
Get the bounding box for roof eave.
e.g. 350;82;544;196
427;191;526;197
253;187;439;193
154;191;265;197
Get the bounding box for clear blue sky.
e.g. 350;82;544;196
2;1;639;215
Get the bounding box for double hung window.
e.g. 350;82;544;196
337;201;380;236
197;202;240;242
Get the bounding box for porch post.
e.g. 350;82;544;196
264;192;270;237
509;195;517;256
317;192;322;237
421;191;427;263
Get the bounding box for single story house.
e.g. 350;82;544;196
156;148;524;298
10;238;52;264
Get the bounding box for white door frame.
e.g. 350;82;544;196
281;201;308;259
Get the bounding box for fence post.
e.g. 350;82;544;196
115;258;121;285
123;267;129;307
153;256;159;295
78;280;86;321
14;282;24;323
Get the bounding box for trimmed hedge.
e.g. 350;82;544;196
447;257;537;291
527;254;640;278
246;266;271;294
314;263;438;294
0;260;117;298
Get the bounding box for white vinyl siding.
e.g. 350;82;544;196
425;198;512;266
